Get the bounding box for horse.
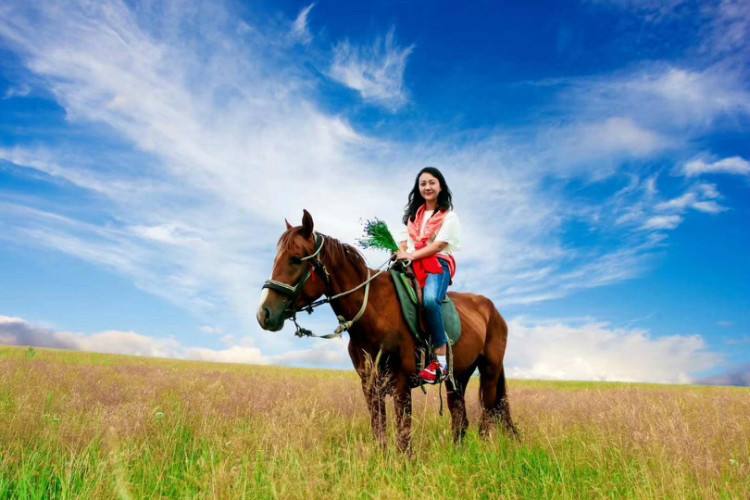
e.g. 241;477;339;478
256;210;516;452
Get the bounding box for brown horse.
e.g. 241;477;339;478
257;210;516;451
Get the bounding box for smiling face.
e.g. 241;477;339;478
418;172;442;205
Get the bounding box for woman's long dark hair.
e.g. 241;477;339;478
402;166;453;225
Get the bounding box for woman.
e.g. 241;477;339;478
396;166;461;384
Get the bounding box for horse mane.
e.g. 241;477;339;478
278;229;367;270
320;232;368;270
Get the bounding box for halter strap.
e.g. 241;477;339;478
300;233;325;261
262;231;391;339
262;233;329;311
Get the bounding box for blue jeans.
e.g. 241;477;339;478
423;259;451;349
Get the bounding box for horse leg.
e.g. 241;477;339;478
392;372;412;454
351;343;388;447
361;375;387;448
478;356;498;437
495;366;518;437
446;370;472;443
478;358;517;438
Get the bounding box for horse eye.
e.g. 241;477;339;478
290;256;302;265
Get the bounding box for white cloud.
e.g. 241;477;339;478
701;0;750;57
270;338;351;368
682;156;750;177
551;65;750;135
634;68;750;118
591;0;750;60
186;345;267;364
642;214;682;230
3;83;31;99
129;223;204;246
655;192;695;211
290;3;315;45
2;314;727;384
507;317;720;384
655;183;726;215
0;315;268;364
329;28;414;111
200;325;224;335
690;200;725;214
609;177;726;235
545;117;670;174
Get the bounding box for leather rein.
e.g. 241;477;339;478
262;232;390;339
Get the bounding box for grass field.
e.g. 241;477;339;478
1;346;748;499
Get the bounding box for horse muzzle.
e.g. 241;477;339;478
257;308;285;331
256;289;289;331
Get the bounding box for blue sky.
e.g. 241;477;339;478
1;0;749;384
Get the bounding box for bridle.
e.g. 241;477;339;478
262;232;331;320
261;231;391;338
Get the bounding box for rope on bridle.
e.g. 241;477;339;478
289;249;393;340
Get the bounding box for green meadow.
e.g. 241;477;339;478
1;346;748;499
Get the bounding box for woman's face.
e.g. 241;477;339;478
418;172;441;204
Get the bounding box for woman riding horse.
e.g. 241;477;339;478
396;166;460;384
257;208;516;452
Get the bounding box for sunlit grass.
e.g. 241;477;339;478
1;346;748;498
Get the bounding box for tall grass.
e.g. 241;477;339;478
1;346;748;498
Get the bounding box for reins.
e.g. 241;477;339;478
263;232;392;339
292;257;392;339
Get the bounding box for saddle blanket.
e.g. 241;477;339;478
389;269;461;346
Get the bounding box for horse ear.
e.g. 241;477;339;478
300;209;314;238
285;218;293;230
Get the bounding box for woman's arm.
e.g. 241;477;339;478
396;240;448;261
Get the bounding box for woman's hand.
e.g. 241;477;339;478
403;241;448;261
395;250;412;261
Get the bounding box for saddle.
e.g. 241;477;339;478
389;267;462;348
391;266;461;389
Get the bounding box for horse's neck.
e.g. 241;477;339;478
323;244;371;320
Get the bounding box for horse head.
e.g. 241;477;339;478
256;209;329;331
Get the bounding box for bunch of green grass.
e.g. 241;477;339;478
357;218;399;253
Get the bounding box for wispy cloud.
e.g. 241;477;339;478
591;0;750;60
290;3;315;45
700;0;750;57
538;117;671;177
681;156;750;177
548;65;750;136
0;0;661;320
642;214;683;230
2;83;31;99
587;0;688;23
577;168;728;237
329;28;414;111
639;181;727;230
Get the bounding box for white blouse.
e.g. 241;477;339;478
399;210;461;256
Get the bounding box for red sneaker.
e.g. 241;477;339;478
419;360;444;384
